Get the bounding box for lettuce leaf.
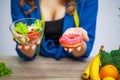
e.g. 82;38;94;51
14;22;28;34
0;62;12;77
110;50;120;74
100;50;113;66
100;49;120;74
33;19;43;31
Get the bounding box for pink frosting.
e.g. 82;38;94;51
59;33;83;45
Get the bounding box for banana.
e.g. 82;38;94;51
90;53;101;80
82;53;100;80
82;57;93;79
82;46;104;80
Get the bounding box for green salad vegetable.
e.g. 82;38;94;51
13;19;43;34
100;48;120;76
33;19;43;31
0;62;12;77
13;22;28;34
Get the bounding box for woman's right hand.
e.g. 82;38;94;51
17;39;40;57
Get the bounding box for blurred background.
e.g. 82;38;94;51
0;0;120;57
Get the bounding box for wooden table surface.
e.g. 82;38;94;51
0;56;92;80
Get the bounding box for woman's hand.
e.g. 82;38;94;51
17;39;40;57
63;28;89;57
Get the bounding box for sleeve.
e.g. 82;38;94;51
78;0;98;59
11;0;25;22
11;0;38;60
66;0;98;60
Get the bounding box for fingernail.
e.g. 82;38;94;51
77;47;81;51
25;46;29;50
69;48;73;53
64;48;67;51
31;45;36;50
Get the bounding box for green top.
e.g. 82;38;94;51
13;19;43;34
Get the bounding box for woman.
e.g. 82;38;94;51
11;0;98;60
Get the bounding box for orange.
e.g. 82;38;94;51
99;64;118;80
103;76;115;80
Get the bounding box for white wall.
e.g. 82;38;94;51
90;0;120;56
0;0;17;56
0;0;120;57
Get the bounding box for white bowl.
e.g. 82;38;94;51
9;18;44;46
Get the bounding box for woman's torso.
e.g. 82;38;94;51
40;0;66;46
44;18;64;47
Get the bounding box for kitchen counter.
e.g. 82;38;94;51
0;56;92;80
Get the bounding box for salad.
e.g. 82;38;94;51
12;19;44;45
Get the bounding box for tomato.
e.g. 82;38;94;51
27;30;40;41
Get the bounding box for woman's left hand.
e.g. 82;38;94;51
63;28;89;54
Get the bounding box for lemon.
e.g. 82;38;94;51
103;76;115;80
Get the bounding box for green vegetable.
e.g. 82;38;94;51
110;50;120;74
33;19;43;31
100;49;120;76
14;22;28;34
100;50;113;66
0;62;12;77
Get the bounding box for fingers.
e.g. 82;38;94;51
64;47;68;51
78;28;89;41
36;39;40;45
18;38;40;50
24;45;30;50
82;31;89;41
64;46;81;53
18;44;23;49
18;44;30;50
68;48;73;53
31;44;36;50
18;43;36;50
77;46;81;51
64;47;73;53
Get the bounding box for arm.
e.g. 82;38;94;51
11;0;38;60
65;0;98;59
75;0;98;58
11;0;25;22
